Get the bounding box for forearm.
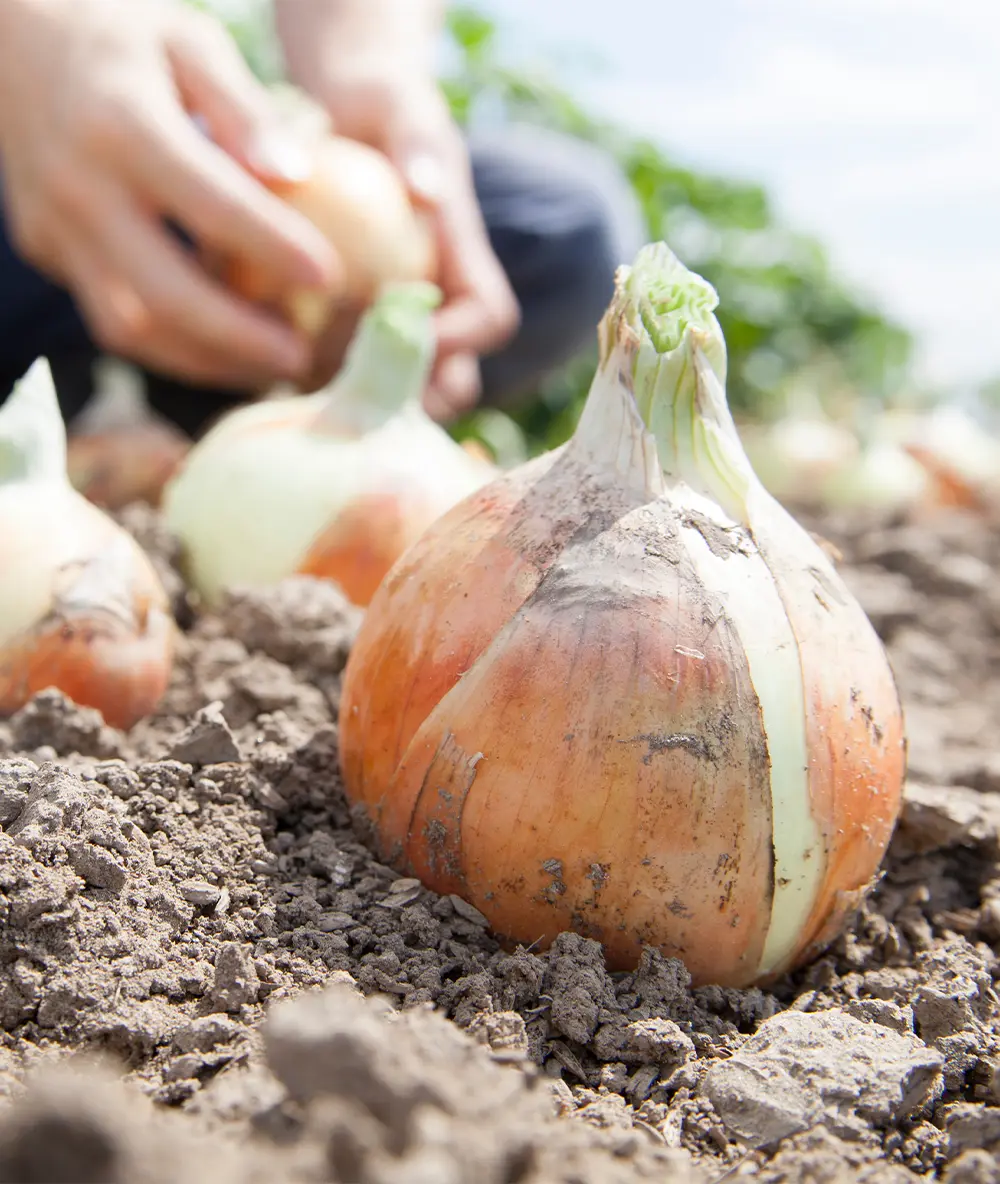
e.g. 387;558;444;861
275;0;446;139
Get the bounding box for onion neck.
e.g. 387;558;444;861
0;358;70;487
312;281;442;435
574;243;757;524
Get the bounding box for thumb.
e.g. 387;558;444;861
165;9;313;187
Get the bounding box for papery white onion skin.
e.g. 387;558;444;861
0;361;175;729
162;283;495;608
338;243;906;988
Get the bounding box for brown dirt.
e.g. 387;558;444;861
2;500;1000;1183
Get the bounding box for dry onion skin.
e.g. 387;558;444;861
338;243;906;988
0;361;176;729
162;283;495;609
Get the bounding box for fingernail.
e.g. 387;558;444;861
248;128;314;184
403;152;445;203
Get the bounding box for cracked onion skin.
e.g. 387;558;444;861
0;362;175;730
338;243;906;988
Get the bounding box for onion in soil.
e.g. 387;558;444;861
0;361;175;729
338;242;906;988
162;283;495;608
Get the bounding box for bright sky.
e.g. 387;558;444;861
477;0;1000;393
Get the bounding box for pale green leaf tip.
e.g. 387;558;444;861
1;357;58;419
328;282;444;423
0;357;68;484
364;281;443;349
619;242;720;356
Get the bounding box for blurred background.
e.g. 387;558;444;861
181;0;1000;509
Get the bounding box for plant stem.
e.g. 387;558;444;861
313;282;443;434
579;243;757;522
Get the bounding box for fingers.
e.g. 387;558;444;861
428;169;519;357
118;102;340;297
389;120;519;362
70;257;270;390
62;195;313;389
115;10;342;298
165;10;275;165
0;0;343;392
423;351;483;422
166;11;324;189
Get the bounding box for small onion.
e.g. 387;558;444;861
740;415;859;505
338;243;906;988
162;283;495;608
67;421;191;510
0;361;175;729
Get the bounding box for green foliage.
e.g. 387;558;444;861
187;0;915;458
185;0;285;84
442;8;913;455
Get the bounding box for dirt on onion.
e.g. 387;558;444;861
1;500;1000;1183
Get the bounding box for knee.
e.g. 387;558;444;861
542;137;647;319
470;126;648;401
474;124;646;306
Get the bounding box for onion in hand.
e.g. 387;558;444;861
162;283;495;608
338;243;906;988
227;85;436;364
0;361;175;729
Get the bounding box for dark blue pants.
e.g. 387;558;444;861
0;125;645;434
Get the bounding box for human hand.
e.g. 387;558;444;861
314;75;520;419
0;0;341;390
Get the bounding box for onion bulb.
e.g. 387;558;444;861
898;404;1000;512
338;243;906;988
740;415;859;505
227;86;436;344
67;421;191;510
162;283;495;608
818;439;931;514
0;361;176;729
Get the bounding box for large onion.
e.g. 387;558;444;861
338;243;906;988
0;362;175;729
162;283;495;608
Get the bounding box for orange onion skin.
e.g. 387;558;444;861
338;244;906;986
339;464;905;988
338;451;570;800
298;491;451;608
0;598;173;730
0;492;175;730
339;461;778;983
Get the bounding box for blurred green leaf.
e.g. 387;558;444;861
445;8;497;62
